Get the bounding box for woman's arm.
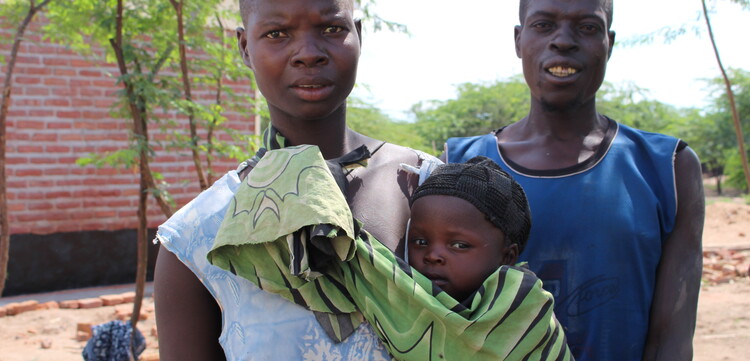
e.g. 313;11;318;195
154;250;226;361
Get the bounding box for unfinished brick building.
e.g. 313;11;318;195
1;19;257;296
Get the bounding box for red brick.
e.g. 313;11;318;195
78;88;104;98
79;70;102;77
51;88;74;97
79;298;104;309
30;158;57;164
57;156;80;165
60;300;79;309
100;294;125;306
44;98;71;107
56;179;82;186
16;55;41;64
73;99;94;107
31;109;55;117
46;145;71;152
16;120;45;129
8;203;25;211
60;134;84;141
37;301;59;310
28;179;54;187
95;210;117;218
28;202;54;210
47;121;72;129
43;57;69;66
24;67;51;75
12;98;41;106
16;192;44;202
56;110;82;118
14;76;41;85
6;157;29;164
56;201;81;210
17;145;44;153
83;111;108;119
93;80;116;87
96;122;119;130
70;79;92;87
5;109;27;117
71;59;94;67
44;77;68;86
24;87;50;96
95;99;115;108
54;68;76;76
31;133;58;142
7;300;39;316
44;168;70;176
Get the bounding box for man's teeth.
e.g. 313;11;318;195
298;84;324;88
547;66;577;77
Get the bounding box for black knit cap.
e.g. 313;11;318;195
410;156;531;253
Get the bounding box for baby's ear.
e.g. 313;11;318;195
502;242;519;266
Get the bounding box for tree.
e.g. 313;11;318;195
41;0;256;344
626;0;749;192
0;0;52;297
411;77;529;153
597;82;692;136
346;97;430;154
701;0;750;193
704;69;750;191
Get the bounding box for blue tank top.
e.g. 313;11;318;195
446;120;680;361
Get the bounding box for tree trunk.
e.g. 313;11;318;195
716;174;722;195
702;0;750;193
170;0;208;191
0;0;52;296
110;0;168;353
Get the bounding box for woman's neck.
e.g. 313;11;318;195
269;105;355;159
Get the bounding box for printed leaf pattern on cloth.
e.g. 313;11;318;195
209;145;573;361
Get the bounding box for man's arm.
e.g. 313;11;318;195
642;146;704;361
154;249;226;361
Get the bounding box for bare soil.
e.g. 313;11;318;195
1;198;749;361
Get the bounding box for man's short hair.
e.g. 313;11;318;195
519;0;614;30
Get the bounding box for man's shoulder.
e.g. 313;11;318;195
445;132;500;164
614;121;680;143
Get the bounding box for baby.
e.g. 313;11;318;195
209;147;571;360
405;156;529;303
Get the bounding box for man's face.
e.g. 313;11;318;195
407;195;516;302
515;0;615;111
237;0;360;121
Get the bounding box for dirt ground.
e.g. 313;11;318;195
0;197;749;361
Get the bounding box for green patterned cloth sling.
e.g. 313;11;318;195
209;139;572;360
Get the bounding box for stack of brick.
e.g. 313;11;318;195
703;247;750;284
0;291;141;317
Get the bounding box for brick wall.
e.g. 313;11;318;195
1;19;257;236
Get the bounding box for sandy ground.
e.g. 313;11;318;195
0;197;749;361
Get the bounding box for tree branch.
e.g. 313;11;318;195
702;0;750;191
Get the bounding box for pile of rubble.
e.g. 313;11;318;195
703;247;750;285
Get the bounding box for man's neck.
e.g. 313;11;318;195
523;101;607;141
497;100;610;170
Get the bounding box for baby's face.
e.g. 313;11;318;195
407;195;513;301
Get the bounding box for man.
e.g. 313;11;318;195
445;0;704;360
